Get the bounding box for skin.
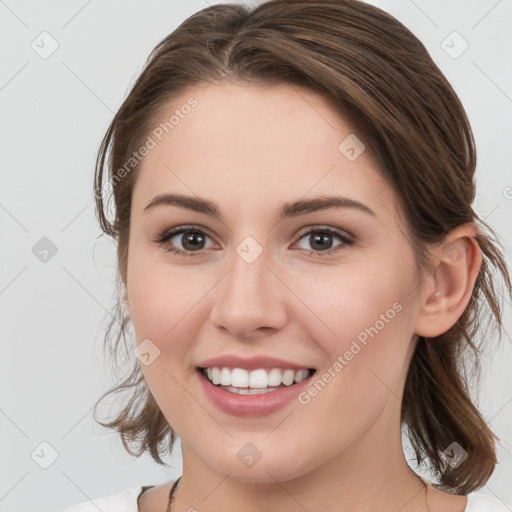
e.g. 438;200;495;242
126;82;481;512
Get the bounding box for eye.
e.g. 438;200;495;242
293;226;354;257
153;225;354;257
153;225;217;257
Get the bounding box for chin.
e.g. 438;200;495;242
198;440;316;484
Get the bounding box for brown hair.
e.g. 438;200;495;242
92;0;511;494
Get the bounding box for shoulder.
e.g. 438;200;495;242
54;485;146;512
465;493;512;512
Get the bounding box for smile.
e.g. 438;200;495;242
201;367;314;394
197;362;317;416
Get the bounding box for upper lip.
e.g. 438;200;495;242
197;354;315;371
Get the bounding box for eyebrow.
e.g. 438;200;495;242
143;193;376;221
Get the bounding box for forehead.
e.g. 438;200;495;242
131;81;397;222
147;81;361;166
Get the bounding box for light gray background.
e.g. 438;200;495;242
0;1;511;511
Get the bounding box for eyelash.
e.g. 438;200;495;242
153;224;355;258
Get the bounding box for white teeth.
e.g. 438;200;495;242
249;369;268;388
231;368;249;388
238;387;271;395
268;368;282;387
202;366;312;388
211;367;221;385
221;385;282;395
282;369;295;386
220;367;231;386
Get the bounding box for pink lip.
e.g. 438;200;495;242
197;368;316;417
197;354;314;371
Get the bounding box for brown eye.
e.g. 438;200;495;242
154;226;215;256
154;224;354;258
293;226;354;256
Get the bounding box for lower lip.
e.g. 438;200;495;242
197;369;315;416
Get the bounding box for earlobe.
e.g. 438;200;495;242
414;224;482;338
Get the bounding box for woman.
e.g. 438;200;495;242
59;0;511;511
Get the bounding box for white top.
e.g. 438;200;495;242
55;485;512;512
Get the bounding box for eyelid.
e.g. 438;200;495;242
294;224;355;242
156;223;354;242
156;223;216;242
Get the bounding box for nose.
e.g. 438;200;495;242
208;246;288;340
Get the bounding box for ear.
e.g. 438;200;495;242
414;223;482;337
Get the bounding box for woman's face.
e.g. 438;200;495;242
126;82;425;482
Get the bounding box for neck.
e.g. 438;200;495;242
174;410;428;512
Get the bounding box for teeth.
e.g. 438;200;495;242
294;369;309;383
249;369;268;388
211;367;221;385
202;367;312;388
220;367;231;386
224;385;282;395
282;369;295;386
268;368;282;387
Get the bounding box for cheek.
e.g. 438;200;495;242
300;257;415;351
126;246;202;342
291;280;415;453
127;256;205;419
296;255;418;410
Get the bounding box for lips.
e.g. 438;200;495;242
198;354;314;371
196;354;317;416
